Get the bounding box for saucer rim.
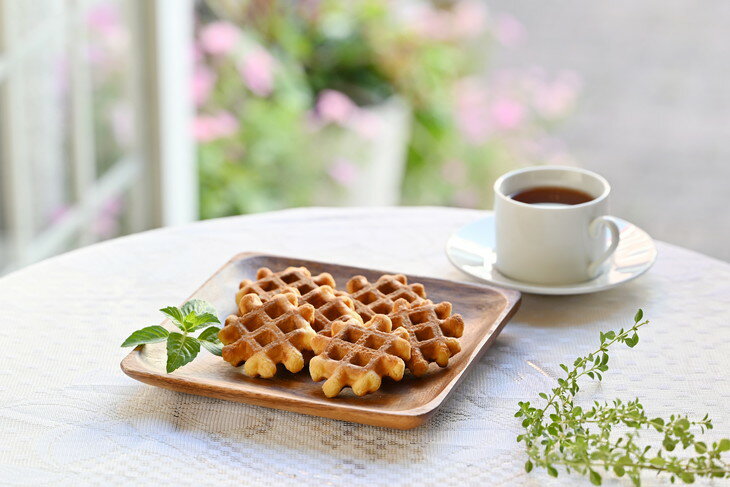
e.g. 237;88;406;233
445;214;657;295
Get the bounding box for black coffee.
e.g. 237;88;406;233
509;186;594;206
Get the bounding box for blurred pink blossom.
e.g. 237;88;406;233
452;1;488;38
199;21;240;55
87;2;121;34
192;65;217;106
49;205;70;225
92;196;124;239
455;78;492;143
533;71;581;118
239;48;275;97
408;0;486;40
328;158;358;186
491;97;525;130
192;112;239;142
349;111;382;139
316;90;356;124
493;14;526;47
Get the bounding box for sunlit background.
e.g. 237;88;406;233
1;0;728;275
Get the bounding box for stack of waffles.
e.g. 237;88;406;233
219;266;464;398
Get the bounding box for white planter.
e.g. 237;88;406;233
320;96;411;207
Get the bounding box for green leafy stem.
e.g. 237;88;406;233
122;299;223;373
516;310;730;485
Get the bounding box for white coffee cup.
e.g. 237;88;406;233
493;166;620;285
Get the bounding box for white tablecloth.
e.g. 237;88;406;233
1;207;728;486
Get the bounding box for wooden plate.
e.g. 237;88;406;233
121;253;521;429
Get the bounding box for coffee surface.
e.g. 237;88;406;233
509;186;594;206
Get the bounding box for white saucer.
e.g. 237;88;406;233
445;214;657;295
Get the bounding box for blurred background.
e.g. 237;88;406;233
0;0;728;275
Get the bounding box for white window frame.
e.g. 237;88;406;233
0;0;196;274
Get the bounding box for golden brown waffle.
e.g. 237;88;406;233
390;298;464;377
309;315;411;397
299;285;363;336
346;274;427;321
235;266;336;307
219;292;316;378
235;266;359;336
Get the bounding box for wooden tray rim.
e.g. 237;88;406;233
121;252;521;426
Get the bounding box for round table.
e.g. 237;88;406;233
1;207;728;486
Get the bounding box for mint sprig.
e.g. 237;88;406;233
517;310;730;485
122;299;223;373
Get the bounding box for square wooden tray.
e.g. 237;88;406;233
121;253;521;429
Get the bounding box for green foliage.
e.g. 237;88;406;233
516;310;730;485
121;300;223;373
196;1;577;217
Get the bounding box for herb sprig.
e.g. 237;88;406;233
517;310;730;485
122;299;223;372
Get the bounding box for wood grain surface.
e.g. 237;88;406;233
121;252;521;429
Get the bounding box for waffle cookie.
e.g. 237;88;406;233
236;267;359;336
219;292;316;378
390;298;464;377
346;274;427;321
309;315;411;397
235;266;336;306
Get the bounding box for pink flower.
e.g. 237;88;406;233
316;90;357;124
533;71;581;118
453;1;487;38
239;48;275;97
92;197;125;239
493;14;526;47
87;3;121;34
199;21;240;56
192;112;239;142
328;158;358;186
491;97;525;130
191;65;216;106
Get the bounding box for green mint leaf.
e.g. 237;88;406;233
160;306;185;330
181;299;217;317
166;332;200;373
198;326;223;356
121;325;169;347
589;470;602;485
184;312;221;332
718;439;730;452
634;309;643;322
525;460;533;473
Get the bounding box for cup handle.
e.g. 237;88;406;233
588;216;620;278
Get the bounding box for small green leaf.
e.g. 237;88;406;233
198;326;223;356
694;441;707;454
183;312;220;332
121;325;169;347
539;392;548;399
634;309;643;322
181;299;217;317
613;465;625;477
547;465;558;477
160;306;185;329
718;438;730;452
166;333;200;373
525;460;533;473
589;470;602;485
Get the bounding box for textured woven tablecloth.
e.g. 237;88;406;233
1;207;729;486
